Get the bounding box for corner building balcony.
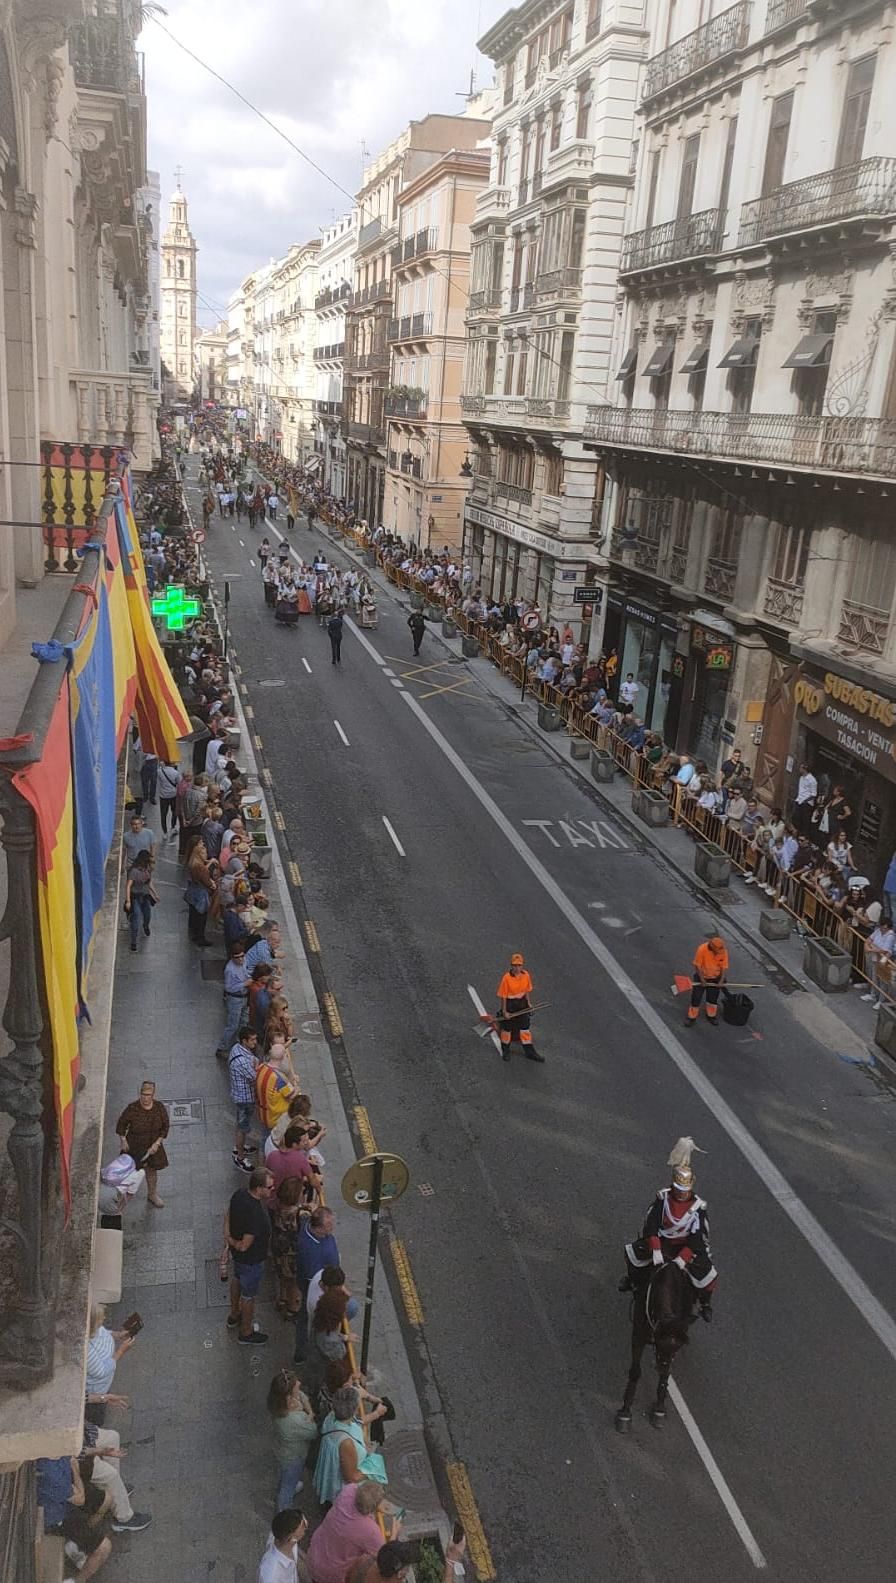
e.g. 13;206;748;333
620;207;726;278
583;405;896;482
738;156;896;248
641;0;751;107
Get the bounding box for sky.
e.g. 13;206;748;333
141;0;508;326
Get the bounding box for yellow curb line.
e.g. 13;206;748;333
304;919;321;954
261;767;272;785
446;1462;495;1581
353;1104;377;1156
272;809;286;831
323;991;343;1038
390;1239;424;1326
288;860;302;887
244;703;254;719
254;733;263;750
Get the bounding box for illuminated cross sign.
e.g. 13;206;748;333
151;584;201;631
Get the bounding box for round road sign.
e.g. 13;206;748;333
191;527;206;544
522;611;540;631
341;1152;410;1212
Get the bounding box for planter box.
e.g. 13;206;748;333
425;603;443;622
590;747;615;784
760;909;793;941
461;635;479;658
365;549;377;568
409;590;424;610
803;935;852;993
251;843;272;878
570;737;590;761
441;617;457;639
694;840;732;889
633;787;670;828
874;1002;896;1061
537;702;563;732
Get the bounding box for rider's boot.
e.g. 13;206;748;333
617;1273;633;1293
699;1296;713;1323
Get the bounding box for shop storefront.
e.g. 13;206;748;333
463;502;596;635
678;615;735;764
793;667;896;887
602;592;683;739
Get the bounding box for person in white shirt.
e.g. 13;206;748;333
792;763;817;835
619;673;640;709
267;492;280;521
863;923;896;1009
257;1507;309;1583
673;755;696;788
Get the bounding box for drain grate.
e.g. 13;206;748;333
167;1100;204;1125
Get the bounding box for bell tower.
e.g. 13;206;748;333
160;172;198;399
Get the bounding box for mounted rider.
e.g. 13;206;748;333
619;1138;717;1321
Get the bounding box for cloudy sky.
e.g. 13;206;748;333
140;0;507;325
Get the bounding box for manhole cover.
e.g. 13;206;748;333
382;1431;440;1505
167;1100;204;1125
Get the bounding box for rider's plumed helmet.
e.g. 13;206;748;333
668;1136;702;1198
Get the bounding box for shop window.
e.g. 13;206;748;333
771;522;810;585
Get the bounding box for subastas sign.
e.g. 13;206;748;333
795;670;896;783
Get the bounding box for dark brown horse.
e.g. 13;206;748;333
615;1260;695;1432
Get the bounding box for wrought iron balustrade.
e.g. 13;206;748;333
642;0;751;102
620;208;725;275
837;598;890;655
763;576;804;624
583;405;896;478
739;156;896;246
764;0;807;31
384;394;428;419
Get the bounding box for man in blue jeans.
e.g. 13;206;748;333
294;1207;357;1360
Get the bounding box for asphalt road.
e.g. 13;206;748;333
186;462;896;1582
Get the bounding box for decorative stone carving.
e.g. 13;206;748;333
13;186;37;248
731;268;777;333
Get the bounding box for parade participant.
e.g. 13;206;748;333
685;934;729;1027
619;1138;717;1319
407;610;426;657
259;537;271;569
496;953;543;1063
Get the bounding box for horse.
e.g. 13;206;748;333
615;1259;696;1432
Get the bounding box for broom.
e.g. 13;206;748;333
671;975;762;996
473;1002;550;1037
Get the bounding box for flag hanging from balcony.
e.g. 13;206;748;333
113;474;191;758
12;683;81;1209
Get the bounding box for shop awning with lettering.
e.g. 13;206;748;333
615;346;638;381
680;341;710;375
642;343;674;379
718;336;760;369
782;332;834;369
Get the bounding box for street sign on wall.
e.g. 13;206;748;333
574;586;603;605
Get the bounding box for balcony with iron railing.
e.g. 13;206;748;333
387;313;434;342
535;265;582;300
467;287;503;315
620;207;726;276
837;598;890;656
313;398;343;417
583;405;896;480
315;282;351;310
704;555;738;601
313;342;345;361
391;229;440;270
347;419;386;446
641;0;751;104
385;393;428;420
70;8;143;96
738;156;896;247
763;575;805;625
344;348;390;373
764;0;807;32
495;480;533;506
347;279;392;311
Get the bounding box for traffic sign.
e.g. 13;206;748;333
522;611;540;631
191;527;205;544
341;1152;410;1212
574;586;603;605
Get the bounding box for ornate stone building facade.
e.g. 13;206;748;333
584;0;896;883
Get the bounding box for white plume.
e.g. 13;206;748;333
667;1136;705;1169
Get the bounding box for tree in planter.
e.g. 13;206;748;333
415;1540;445;1583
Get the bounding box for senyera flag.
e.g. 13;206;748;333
12;683;80;1208
114;474;191;757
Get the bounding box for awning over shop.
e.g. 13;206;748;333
304;454;322;473
615;346;638;381
782;332;833;369
680;341;710;375
642;342;675;379
718;335;760;369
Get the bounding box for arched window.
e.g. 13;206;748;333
177;258;185;278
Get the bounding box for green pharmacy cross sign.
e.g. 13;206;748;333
151;584;201;632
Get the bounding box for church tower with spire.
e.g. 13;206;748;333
160;173;198;400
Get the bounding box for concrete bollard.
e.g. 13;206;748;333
803;935;852;992
694;840;732;889
591;747;615;784
461;635;479;658
365;549;377;568
409;590;424;610
426;603;443;622
874;1003;896;1060
537;703;563;732
570;737;590;761
442;617;458;639
759;909;793;941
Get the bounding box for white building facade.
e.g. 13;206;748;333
461;0;648;635
583;0;896;886
314;210;359;497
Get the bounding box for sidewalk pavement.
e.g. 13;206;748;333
100;692;443;1580
306;513;891;1082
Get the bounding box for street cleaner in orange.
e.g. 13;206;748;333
497;953;544;1063
685;935;728;1028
